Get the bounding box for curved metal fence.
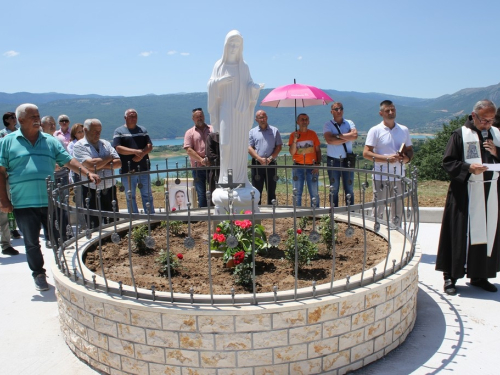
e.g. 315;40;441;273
47;155;419;305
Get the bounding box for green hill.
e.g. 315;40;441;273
1;82;499;140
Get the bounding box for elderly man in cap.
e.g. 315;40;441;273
54;114;71;150
0;104;100;291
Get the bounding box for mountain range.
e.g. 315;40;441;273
1;82;499;141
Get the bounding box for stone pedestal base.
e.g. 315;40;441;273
212;186;260;214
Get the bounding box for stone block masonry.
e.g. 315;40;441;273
54;247;419;374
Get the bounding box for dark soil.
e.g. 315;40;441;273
84;218;388;295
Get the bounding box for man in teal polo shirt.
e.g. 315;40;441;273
0;103;100;292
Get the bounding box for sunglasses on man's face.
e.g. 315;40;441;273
60;119;69;123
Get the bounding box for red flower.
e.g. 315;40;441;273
212;233;226;243
216;227;221;233
297;229;302;234
177;253;183;260
233;251;245;265
244;210;252;214
235;219;252;230
171;207;176;211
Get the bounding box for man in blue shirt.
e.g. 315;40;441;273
248;110;282;205
0;104;100;292
323;102;358;207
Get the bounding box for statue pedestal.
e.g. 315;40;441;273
212;186;260;215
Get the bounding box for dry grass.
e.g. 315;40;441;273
112;179;448;211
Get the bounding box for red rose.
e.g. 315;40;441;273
233;251;245;265
216;227;221;233
235;220;242;227
244;210;252;214
297;229;302;234
171;207;176;211
177;253;183;260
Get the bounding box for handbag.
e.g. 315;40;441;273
331;121;357;168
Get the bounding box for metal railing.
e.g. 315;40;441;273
47;155;419;305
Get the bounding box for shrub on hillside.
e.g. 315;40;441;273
412;115;467;181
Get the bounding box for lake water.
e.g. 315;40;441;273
147;135;434;178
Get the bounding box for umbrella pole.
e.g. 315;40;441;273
294;79;297;133
294;99;297;133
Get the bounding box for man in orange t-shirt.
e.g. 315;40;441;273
288;113;322;206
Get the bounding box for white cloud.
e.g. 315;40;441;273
3;50;19;58
180;52;190;56
297;56;303;60
167;50;177;55
139;51;154;57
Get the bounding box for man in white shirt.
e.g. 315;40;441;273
363;100;413;224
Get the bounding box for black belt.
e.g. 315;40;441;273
327;156;344;160
293;162;318;166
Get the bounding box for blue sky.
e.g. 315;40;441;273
2;0;499;99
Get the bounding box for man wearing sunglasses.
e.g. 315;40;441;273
1;112;17;138
54;114;71;150
436;99;500;295
323;102;358;207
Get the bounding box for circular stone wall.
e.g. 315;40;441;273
54;222;420;375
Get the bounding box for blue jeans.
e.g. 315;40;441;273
14;207;53;277
121;174;155;214
327;157;354;207
192;169;208;207
292;166;319;207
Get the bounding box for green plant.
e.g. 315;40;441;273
284;228;318;269
319;215;338;252
299;216;310;230
233;261;253;286
156;249;183;275
412;115;466;181
131;224;151;254
160;220;184;236
210;211;269;285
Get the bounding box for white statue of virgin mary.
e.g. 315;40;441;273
207;30;263;213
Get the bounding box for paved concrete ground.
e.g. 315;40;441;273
1;221;499;374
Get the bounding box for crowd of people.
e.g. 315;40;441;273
1;99;500;296
185;100;412;211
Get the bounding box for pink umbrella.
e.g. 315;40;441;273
261;80;333;131
261;83;333;107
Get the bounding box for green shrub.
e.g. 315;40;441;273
319;215;338;252
298;216;310;230
284;228;318;269
412;115;467;181
156;249;183;275
160;220;184;236
131;225;151;254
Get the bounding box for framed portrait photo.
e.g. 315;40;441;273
167;179;197;211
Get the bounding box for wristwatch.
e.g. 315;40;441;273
336;135;340;139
